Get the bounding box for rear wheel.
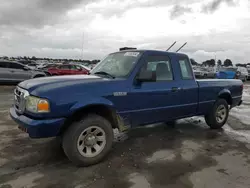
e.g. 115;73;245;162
205;99;229;129
62;114;114;166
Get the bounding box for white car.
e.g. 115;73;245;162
237;67;248;82
26;62;39;70
36;63;49;69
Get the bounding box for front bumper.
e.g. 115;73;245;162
9;107;65;138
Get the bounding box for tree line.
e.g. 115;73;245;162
190;58;250;67
0;56;100;64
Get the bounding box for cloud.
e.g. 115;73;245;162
0;0;88;27
169;5;192;20
86;0;197;19
202;0;236;13
0;0;249;64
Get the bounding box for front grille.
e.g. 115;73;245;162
14;87;29;114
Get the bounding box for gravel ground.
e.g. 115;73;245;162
0;82;250;188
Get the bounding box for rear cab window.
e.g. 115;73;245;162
178;58;193;80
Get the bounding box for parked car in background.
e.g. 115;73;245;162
237;67;248;81
36;62;49;69
216;66;248;82
17;60;36;65
39;64;60;70
78;64;91;72
193;67;209;78
247;66;250;80
26;62;39;70
0;61;46;83
205;67;217;78
47;64;90;76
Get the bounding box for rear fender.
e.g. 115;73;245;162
218;89;231;96
218;89;232;105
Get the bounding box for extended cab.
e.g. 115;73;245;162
10;50;243;166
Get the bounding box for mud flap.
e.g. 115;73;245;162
116;114;131;132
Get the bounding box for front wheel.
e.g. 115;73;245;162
62;114;114;166
205;99;229;129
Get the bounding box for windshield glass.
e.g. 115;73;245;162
91;51;141;78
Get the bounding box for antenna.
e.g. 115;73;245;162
176;42;187;52
166;41;176;51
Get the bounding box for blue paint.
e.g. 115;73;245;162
9;50;243;138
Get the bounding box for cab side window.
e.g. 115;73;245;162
139;55;173;81
178;58;193;79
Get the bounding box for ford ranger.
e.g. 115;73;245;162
10;50;243;166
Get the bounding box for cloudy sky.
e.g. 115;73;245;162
0;0;249;64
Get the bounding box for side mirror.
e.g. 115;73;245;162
136;70;155;83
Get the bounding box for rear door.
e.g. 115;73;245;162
8;62;31;81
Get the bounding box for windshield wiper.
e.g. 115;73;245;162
93;71;115;79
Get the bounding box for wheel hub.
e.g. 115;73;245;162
77;126;107;158
216;105;226;123
84;134;97;146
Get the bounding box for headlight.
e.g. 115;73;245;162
26;96;50;113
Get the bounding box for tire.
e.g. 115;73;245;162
205;99;229;129
62;114;114;166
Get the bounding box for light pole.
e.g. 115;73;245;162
81;32;84;60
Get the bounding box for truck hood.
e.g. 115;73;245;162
18;75;107;91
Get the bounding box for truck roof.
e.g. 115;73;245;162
112;49;188;58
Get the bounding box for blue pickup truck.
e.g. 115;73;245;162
10;49;243;166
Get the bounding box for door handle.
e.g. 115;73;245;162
171;87;182;92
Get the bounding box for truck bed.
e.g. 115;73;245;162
197;79;243;114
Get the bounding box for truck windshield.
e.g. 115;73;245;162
91;51;141;78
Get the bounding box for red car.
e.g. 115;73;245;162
48;64;90;76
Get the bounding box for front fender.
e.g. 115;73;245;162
69;96;115;115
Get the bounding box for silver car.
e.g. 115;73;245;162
0;61;47;83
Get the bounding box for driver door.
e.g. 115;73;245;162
129;54;182;126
